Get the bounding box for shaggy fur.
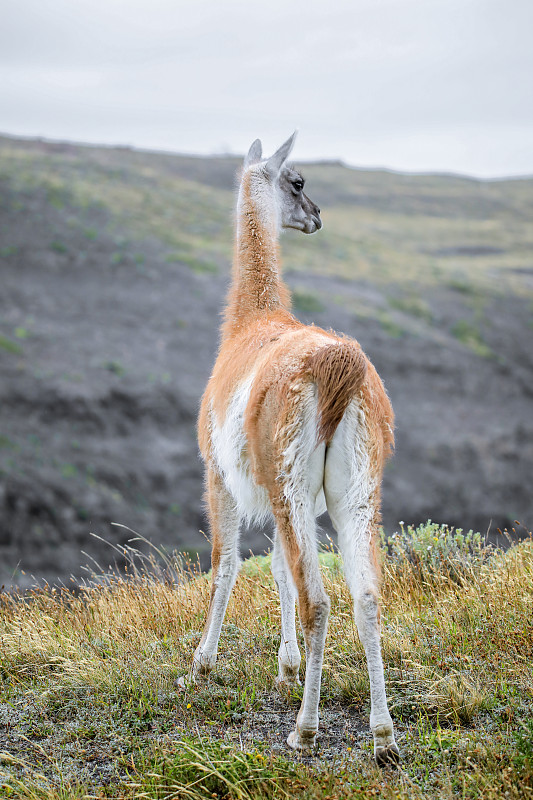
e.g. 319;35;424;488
189;134;399;765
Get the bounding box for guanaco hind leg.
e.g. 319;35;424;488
271;481;329;751
324;407;399;765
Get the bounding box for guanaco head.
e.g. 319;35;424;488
243;133;322;234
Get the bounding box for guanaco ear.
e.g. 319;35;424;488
265;131;297;177
244;139;262;169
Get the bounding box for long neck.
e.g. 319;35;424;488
222;172;291;340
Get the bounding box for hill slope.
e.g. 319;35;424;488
0;134;532;585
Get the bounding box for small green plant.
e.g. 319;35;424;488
0;335;23;355
103;360;126;376
386;521;488;585
447;276;475;294
183;254;218;274
389;294;433;323
46;184;69;210
50;239;68;253
110;251;125;266
292;290;325;314
60;463;77;479
451;319;492;357
164;251;217;273
378;312;404;338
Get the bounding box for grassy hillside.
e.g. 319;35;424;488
1;133;533;587
0;525;531;798
2;135;533;300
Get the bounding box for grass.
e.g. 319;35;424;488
451;320;493;357
0;334;23;355
1;135;533;305
388;294;433;324
0;523;531;798
292;289;326;314
0;139;234;270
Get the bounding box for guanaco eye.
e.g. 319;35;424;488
292;180;304;192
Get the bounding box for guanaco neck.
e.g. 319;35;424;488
221;170;291;341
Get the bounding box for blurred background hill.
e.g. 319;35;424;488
1;133;532;587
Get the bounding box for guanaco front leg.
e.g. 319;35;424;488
192;468;241;678
271;532;301;687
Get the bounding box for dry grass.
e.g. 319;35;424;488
0;524;532;798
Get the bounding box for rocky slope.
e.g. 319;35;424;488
1;135;532;586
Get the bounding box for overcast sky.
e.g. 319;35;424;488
2;0;532;178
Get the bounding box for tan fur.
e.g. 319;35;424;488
268;499;319;634
221;171;292;341
195;469;225;654
303;341;367;444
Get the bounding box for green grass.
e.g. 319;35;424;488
0;245;18;257
14;327;29;339
0;138;234;269
127;738;301;800
451;319;493;357
0;334;23;355
49;239;68;254
388;294;433;323
0;524;531;798
103;360;127;376
1;135;533;308
292;289;326;314
178;253;218;274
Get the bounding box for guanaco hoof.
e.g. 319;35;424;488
287;727;317;751
375;743;401;768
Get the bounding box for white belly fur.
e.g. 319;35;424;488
210;374;327;524
210;374;271;523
